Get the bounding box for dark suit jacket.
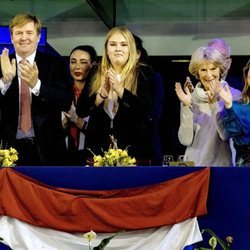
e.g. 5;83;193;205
76;67;154;163
0;50;72;165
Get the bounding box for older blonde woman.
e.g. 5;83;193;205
175;46;240;166
77;27;153;165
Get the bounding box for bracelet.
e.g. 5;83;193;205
99;92;108;99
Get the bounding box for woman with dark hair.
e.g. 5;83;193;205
216;59;250;166
62;45;97;165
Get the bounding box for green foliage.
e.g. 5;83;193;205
209;236;217;249
93;233;118;250
195;229;233;250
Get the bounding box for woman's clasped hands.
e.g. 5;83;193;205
98;68;124;100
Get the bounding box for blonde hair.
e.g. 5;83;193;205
9;13;42;35
189;46;228;80
242;60;250;104
90;26;138;96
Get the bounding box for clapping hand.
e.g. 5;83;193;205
218;84;233;109
175;77;192;107
99;71;110;97
184;76;194;93
206;80;218;103
107;68;124;97
19;59;39;89
0;48;16;84
64;103;78;123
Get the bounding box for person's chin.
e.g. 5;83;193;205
112;59;126;67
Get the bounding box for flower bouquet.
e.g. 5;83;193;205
88;135;136;167
0;144;18;167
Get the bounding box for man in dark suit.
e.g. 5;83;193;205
0;13;72;166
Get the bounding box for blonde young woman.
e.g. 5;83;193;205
216;60;250;166
175;46;240;166
77;27;153;165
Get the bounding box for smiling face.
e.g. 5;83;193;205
11;21;40;58
198;61;220;90
69;49;92;83
106;32;129;72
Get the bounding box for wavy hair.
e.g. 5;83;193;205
189;46;229;80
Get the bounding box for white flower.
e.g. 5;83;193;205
83;230;97;243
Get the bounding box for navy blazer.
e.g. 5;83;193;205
0;50;72;165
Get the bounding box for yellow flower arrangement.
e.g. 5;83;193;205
0;146;18;167
89;136;136;167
